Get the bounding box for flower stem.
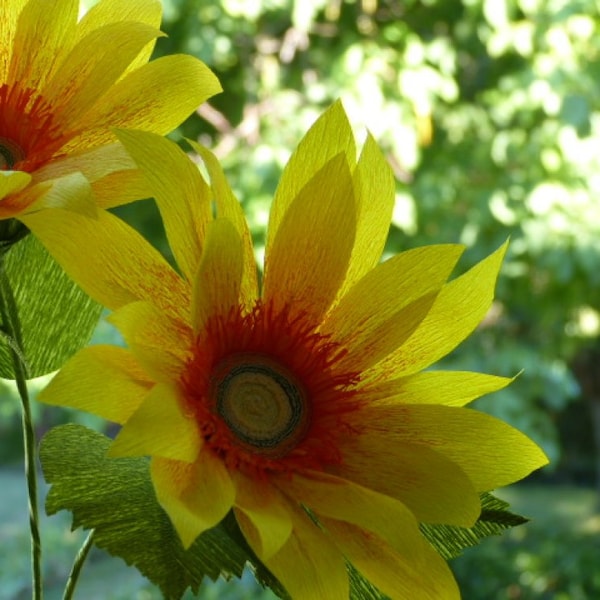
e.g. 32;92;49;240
62;530;95;600
0;259;42;599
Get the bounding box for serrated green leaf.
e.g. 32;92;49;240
0;234;101;379
420;492;528;560
40;424;266;599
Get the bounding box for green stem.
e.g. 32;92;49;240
62;530;95;600
0;259;42;599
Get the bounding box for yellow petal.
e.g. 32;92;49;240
21;208;190;316
191;219;244;334
335;434;480;526
151;452;235;549
27;172;95;216
263;154;356;322
46;21;163;125
76;0;162;70
9;0;77;91
232;471;292;560
324;244;465;372
116;129;211;282
264;499;349;600
191;142;259;308
38;345;152;424
266;101;355;259
340;133;396;295
359;370;513;406
0;171;31;201
352;403;549;491
0;0;28;83
323;518;460;600
368;241;509;379
108;301;192;385
109;383;200;462
278;470;445;551
63;55;222;152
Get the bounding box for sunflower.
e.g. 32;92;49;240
0;0;220;222
28;103;548;599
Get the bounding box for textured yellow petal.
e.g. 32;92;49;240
324;244;465;372
116;129;211;282
323;518;460;600
0;171;31;201
191;142;259;307
90;167;150;210
63;55;222;152
266;101;355;258
9;0;77;90
38;345;152;424
76;0;162;70
339;133;396;296
109;383;200;462
0;0;28;83
278;470;448;551
263;154;356;322
232;471;292;560
191;219;244;334
26;172;95;216
359;370;513;406
335;435;480;526
108;301;192;385
46;22;162;125
151;452;235;549
368;241;508;379
264;499;348;600
21;208;189;316
352;403;549;491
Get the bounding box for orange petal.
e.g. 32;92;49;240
263;498;349;600
21;208;190;316
151;452;235;549
350;403;549;491
334;434;480;526
38;345;152;424
263;154;356;322
232;471;292;560
109;383;200;462
108;301;192;385
323;518;460;600
191;219;245;334
116;129;212;283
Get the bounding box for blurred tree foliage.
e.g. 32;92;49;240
139;0;600;480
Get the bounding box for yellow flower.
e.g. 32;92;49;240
28;103;548;599
0;0;220;220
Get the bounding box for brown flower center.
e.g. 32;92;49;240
210;354;310;458
0;137;25;170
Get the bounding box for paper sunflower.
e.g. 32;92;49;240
0;0;220;221
29;104;548;599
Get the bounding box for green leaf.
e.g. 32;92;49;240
0;233;101;379
420;492;528;560
40;424;266;599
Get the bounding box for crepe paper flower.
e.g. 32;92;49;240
29;103;548;599
0;0;220;222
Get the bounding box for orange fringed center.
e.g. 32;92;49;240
182;301;361;478
0;83;66;172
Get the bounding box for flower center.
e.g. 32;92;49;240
0;137;25;170
210;354;309;458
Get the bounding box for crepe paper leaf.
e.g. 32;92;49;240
0;234;101;380
420;492;528;561
40;424;263;599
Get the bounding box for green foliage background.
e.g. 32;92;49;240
2;0;600;598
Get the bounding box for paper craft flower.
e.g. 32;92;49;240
29;103;548;599
0;0;220;220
